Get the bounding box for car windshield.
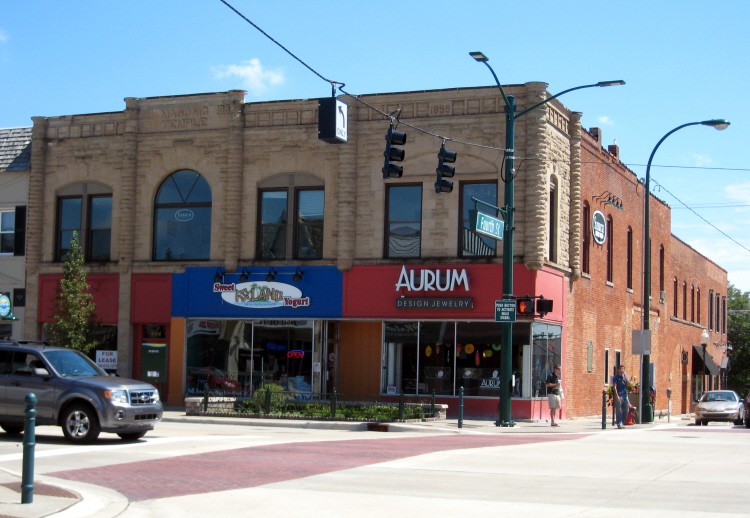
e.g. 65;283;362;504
702;391;736;402
43;349;107;377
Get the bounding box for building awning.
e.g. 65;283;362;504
693;345;720;375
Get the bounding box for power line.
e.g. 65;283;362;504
218;0;505;152
217;1;750;258
650;179;750;255
626;163;750;173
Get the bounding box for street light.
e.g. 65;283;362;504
470;51;624;427
700;328;710;396
640;120;730;424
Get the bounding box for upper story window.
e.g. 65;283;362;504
581;202;590;274
673;278;678;317
659;245;665;292
1;208;22;255
708;289;714;330
257;174;324;260
548;177;558;263
606;215;614;283
385;184;422;258
55;183;112;262
682;282;687;320
697;288;701;324
460;181;497;257
626;227;633;289
715;293;721;332
153;170;211;261
690;285;695;322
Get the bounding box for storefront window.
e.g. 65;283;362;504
382;322;418;394
184;319;317;398
419;322;455;395
381;321;530;397
455;322;504;396
531;323;562;397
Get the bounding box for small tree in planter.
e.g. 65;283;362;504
46;231;99;353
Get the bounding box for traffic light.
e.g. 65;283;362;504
536;296;553;317
434;143;457;193
516;297;535;316
382;122;407;179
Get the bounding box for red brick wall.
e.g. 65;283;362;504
567;129;727;418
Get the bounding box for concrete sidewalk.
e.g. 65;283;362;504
0;411;693;517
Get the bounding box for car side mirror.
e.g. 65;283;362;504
33;367;51;378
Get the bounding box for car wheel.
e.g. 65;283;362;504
745;413;750;429
61;404;101;444
0;423;24;435
117;431;147;441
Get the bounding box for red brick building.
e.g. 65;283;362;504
568;128;727;419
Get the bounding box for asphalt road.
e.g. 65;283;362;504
0;417;747;517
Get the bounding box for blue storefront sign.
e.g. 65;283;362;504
172;266;343;319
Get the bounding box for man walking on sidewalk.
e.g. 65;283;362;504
612;365;630;429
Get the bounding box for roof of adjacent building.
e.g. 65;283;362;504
0;127;32;173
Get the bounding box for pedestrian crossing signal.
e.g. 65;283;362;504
516;297;535;316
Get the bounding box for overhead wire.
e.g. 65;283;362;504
218;0;502;152
650;179;750;254
217;0;749;255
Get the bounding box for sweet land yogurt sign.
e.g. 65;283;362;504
214;280;310;309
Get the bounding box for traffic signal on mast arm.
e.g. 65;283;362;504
516;297;535;316
382;122;407;179
434;143;457;193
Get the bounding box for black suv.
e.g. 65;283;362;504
0;340;162;443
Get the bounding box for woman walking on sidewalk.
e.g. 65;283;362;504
546;364;562;427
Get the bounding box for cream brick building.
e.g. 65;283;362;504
23;87;726;419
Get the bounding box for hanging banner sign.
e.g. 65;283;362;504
592;210;607;245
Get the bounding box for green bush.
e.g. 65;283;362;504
230;390;432;421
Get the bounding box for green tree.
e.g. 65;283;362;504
47;231;99;353
727;283;750;393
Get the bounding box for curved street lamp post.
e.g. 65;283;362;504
640;119;729;424
470;51;624;426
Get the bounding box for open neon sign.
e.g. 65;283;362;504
287;350;305;359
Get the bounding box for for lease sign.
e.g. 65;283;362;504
96;350;117;370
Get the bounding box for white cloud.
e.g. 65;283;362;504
725;181;750;203
690;153;713;167
597;115;614;125
212;58;284;95
0;30;8;43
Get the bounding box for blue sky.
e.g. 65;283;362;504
2;1;749;292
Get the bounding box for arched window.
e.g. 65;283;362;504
581;201;590;274
153;169;212;261
659;245;665;292
673;278;678;317
548;177;558;263
696;288;701;324
682;281;687;320
690;285;695;322
606;216;614;283
626;227;633;289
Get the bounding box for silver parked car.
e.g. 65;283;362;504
694;390;745;426
0;340;163;443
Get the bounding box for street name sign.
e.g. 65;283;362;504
471;210;504;241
